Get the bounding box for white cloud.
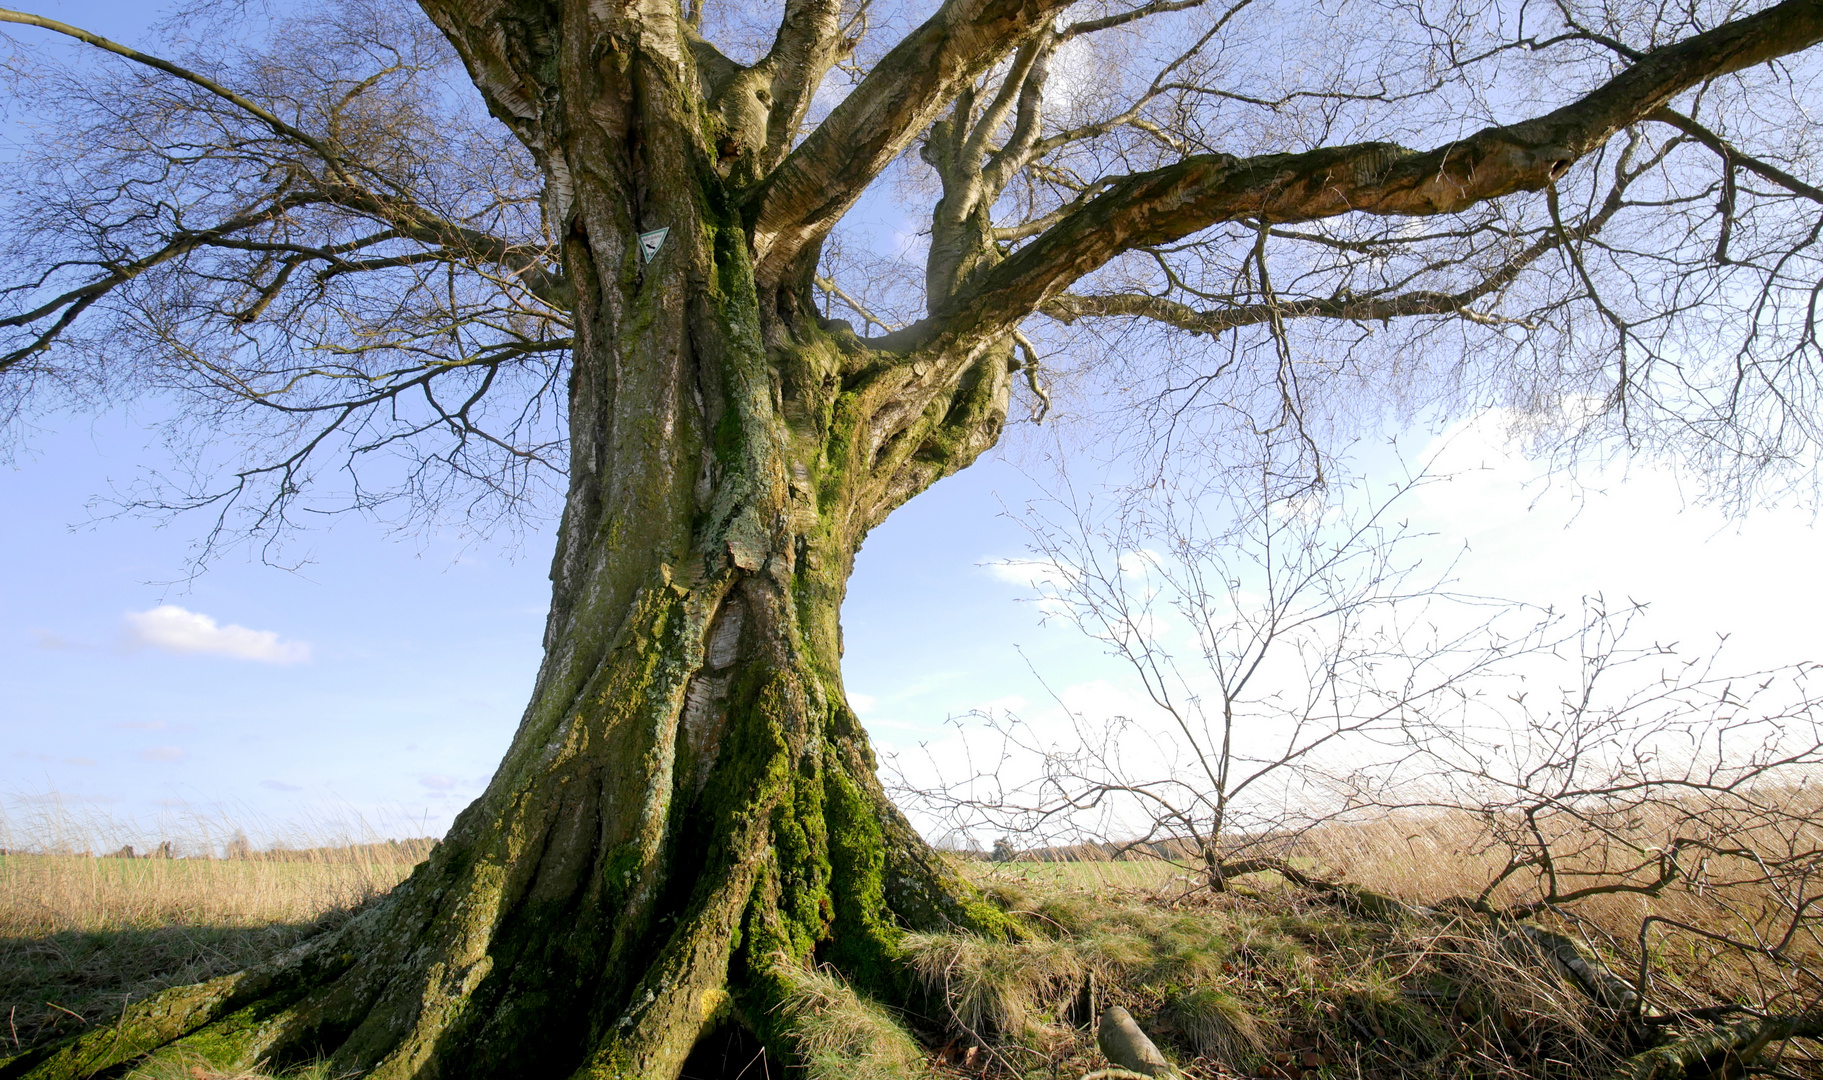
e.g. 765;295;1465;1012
973;693;1028;717
139;746;186;763
122;605;311;664
261;779;303;792
847;693;877;716
1406;407;1823;670
419;774;458;790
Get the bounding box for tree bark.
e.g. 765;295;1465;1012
0;7;1020;1080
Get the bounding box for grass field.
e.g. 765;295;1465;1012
2;820;1818;1079
0;846;424;1060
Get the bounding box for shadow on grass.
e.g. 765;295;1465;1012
0;908;362;1057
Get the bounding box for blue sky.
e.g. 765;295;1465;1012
6;1;1823;852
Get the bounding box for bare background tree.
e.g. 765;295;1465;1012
894;440;1553;887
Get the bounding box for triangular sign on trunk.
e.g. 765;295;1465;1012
638;226;668;264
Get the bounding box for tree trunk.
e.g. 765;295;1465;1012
0;10;1021;1079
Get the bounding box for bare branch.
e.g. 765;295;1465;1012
912;0;1823;350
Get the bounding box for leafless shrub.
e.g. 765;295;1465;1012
895;441;1555;890
1326;601;1823;1032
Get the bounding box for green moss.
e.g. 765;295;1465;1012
713;405;745;466
821;755;904;997
773;752;832;960
1;974;244;1080
137;989;300;1074
599;842;646;914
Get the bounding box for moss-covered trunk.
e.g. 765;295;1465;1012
0;16;1019;1076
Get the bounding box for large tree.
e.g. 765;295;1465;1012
1;0;1821;1076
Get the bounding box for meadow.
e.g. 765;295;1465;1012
0;843;426;1066
2;814;1818;1080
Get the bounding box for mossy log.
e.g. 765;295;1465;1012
1508;926;1640;1013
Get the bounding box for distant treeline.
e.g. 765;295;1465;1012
0;838;440;863
947;838;1206;863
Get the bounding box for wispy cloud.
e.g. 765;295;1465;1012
419;774;458;791
261;779;303;792
138;746;186;763
123;606;311;664
30;629;93;651
982;557;1077;590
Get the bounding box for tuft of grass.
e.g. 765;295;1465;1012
1161;985;1265;1063
777;964;928;1080
904;931;1086;1041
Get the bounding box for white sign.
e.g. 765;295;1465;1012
638;227;669;264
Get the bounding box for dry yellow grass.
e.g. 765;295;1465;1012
1295;802;1823;1020
0;850;423;939
959;793;1823;1065
937;858;1621;1080
0;846;424;1059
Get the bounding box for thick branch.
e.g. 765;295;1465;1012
1611;1012;1823;1080
753;0;846;168
414;0;564;155
1035;199;1615;335
914;0;1823;348
749;0;1073;285
1042;285;1535;334
1061;0;1212;39
316;183;563;300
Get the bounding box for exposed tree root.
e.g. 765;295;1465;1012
1508;925;1640;1013
0;728;1001;1080
1609;1012;1823;1080
1095;1006;1173;1077
0;907;379;1080
1221;862;1655;1016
